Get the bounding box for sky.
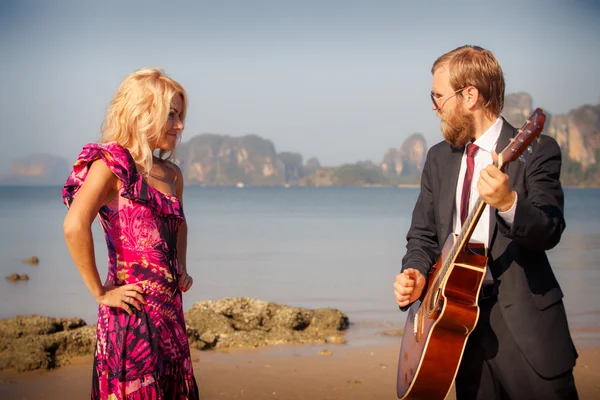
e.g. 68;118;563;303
1;0;599;173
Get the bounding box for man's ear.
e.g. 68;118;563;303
463;86;480;110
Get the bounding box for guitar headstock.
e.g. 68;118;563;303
498;108;546;168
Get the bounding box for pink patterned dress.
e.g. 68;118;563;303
63;142;200;400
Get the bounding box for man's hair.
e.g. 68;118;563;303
432;45;505;116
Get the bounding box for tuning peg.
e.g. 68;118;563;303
519;155;526;163
527;146;533;154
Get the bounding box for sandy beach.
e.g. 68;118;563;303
2;186;599;399
1;337;599;400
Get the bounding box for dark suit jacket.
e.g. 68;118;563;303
401;118;578;379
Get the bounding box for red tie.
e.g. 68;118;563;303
460;143;479;226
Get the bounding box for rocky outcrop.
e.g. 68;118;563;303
296;167;336;186
184;298;349;350
1;154;71;185
304;157;321;175
278;151;305;181
0;299;350;372
178;134;290;185
503;93;599;171
5;273;29;281
561;105;600;169
6;93;597;187
23;256;39;265
502;92;534;130
175;131;428;187
381;133;427;179
298;135;427;186
297;163;387;187
177;134;308;185
0;316;95;372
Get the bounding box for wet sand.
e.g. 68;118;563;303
1;339;599;400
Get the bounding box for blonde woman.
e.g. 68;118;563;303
62;68;199;399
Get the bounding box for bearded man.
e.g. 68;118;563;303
393;45;578;399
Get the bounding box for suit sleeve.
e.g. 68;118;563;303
401;149;439;280
496;135;566;250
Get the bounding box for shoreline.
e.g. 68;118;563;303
2;184;599;189
1;338;599;399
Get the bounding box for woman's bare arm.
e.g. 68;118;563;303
63;160;145;314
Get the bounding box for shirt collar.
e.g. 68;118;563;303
471;117;503;153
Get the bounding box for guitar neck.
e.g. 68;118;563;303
447;156;506;261
429;160;500;295
455;197;487;255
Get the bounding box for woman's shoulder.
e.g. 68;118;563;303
79;141;134;164
62;142;137;204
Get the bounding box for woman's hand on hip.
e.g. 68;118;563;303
95;282;146;316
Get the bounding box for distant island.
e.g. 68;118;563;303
2;93;599;187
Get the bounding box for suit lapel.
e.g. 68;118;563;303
439;145;464;240
488;118;517;248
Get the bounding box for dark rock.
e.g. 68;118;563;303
5;273;31;281
0;315;87;339
5;274;19;281
0;316;95;372
23;256;39;265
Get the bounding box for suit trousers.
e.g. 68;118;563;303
454;295;578;400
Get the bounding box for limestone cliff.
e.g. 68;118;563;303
503;93;599;186
503;93;599;170
178;134;302;186
1;153;71;185
381;133;427;180
299;135;427;187
4;93;598;187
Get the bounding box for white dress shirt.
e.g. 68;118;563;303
453;117;517;284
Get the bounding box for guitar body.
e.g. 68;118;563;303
397;233;488;400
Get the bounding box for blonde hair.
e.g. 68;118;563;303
100;67;187;176
432;45;505;117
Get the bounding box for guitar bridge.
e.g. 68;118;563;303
413;309;423;342
413;312;418;335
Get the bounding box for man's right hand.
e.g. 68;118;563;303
394;268;426;308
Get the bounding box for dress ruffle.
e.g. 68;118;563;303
62;142;184;219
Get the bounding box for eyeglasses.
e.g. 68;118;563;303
430;88;466;111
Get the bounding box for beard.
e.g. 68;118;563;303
440;104;475;148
